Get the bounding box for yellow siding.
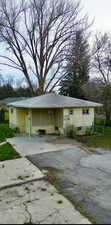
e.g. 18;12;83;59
16;108;27;132
63;108;94;129
9;107;27;132
9;106;95;135
55;109;63;134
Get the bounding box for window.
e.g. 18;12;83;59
69;109;74;115
83;109;89;115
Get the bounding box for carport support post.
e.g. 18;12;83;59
28;109;32;138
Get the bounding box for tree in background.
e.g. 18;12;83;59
0;0;89;96
82;78;104;103
103;85;111;125
0;84;32;99
92;32;111;125
59;29;90;98
0;75;32;99
0;84;14;99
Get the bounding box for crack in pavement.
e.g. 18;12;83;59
23;203;61;224
23;202;33;224
96;167;111;175
80;163;111;176
37;208;61;224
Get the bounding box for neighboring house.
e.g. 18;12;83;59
0;97;28;122
8;93;102;135
0;97;28;111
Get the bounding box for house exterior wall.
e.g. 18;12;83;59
9;107;27;132
9;106;95;135
54;109;63;134
9;107;17;128
16;108;27;132
63;107;94;131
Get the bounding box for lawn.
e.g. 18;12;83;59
76;126;111;148
94;117;106;126
0;143;21;161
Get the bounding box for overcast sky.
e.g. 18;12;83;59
0;0;111;81
82;0;111;33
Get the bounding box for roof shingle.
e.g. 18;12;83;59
8;93;102;108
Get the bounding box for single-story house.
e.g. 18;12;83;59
8;93;102;135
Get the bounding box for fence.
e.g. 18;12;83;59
93;124;111;135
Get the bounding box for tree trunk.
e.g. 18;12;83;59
24;70;35;97
38;79;45;95
105;110;111;125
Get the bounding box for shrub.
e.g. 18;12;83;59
73;129;78;136
66;125;74;138
0;124;15;142
85;128;92;135
67;129;74;138
13;127;20;134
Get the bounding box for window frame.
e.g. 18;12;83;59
69;109;74;115
82;108;89;115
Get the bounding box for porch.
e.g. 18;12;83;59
31;108;64;135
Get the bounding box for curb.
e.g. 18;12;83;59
0;141;7;146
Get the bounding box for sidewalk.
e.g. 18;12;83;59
0;158;43;189
0;158;91;224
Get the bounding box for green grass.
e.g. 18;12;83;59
76;135;111;148
94;117;111;127
0;143;21;161
75;126;111;148
94;126;111;135
94;117;106;126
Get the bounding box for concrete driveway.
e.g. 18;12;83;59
27;141;111;224
7;135;80;156
0;156;90;224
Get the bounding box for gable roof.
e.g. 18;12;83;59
8;93;102;108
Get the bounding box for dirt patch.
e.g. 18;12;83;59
48;137;80;145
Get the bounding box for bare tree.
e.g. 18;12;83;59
92;32;111;85
82;78;104;103
92;32;111;124
0;0;89;96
